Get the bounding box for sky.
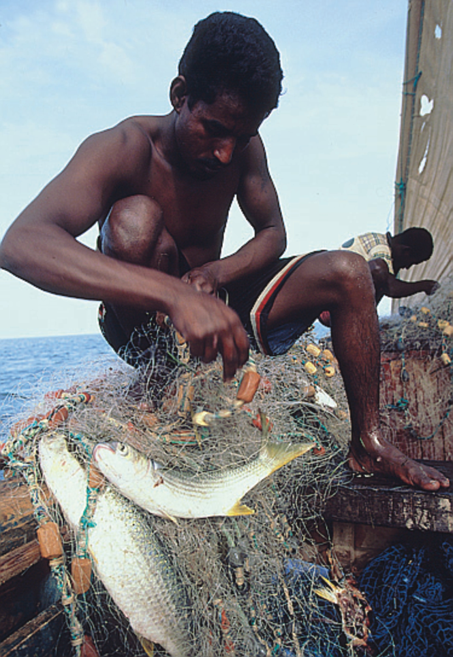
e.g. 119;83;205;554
0;0;408;339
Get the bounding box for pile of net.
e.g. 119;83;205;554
359;537;453;657
1;326;368;657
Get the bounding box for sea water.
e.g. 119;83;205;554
0;324;330;446
0;333;119;445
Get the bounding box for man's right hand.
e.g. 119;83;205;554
423;280;440;295
168;286;249;380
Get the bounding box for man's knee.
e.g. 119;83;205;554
329;251;371;284
100;195;165;265
325;250;373;292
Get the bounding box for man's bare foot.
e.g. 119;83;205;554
348;432;450;491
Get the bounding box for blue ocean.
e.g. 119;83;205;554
0;334;120;446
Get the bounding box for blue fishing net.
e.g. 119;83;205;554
358;539;453;657
267;560;347;657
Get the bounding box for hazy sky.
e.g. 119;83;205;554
0;0;407;338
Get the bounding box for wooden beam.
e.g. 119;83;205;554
0;604;66;657
324;461;453;532
0;541;41;587
0;478;37;558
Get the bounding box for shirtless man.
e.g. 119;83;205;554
0;12;448;491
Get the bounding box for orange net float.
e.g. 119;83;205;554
43;389;65;402
80;635;101;657
88;464;105;490
236;370;261;403
37;521;63;559
46;406;70;428
71;557;92;595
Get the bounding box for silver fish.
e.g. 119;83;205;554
39;433;192;657
92;413;315;519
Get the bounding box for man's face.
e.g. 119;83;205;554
174;91;265;179
396;246;424;270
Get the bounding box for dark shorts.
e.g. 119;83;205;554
98;251;321;366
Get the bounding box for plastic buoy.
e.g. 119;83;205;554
72;557;92;595
37;522;63;559
236;371;261;403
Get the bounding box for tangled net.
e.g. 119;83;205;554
1;322;366;657
3;275;453;657
359;538;453;657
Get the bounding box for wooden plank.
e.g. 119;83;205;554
0;478;37;558
380;350;453;461
0;604;66;657
324;461;453;532
0;541;41;587
0;559;54;644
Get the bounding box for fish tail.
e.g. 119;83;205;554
258;411;314;474
137;635;154;656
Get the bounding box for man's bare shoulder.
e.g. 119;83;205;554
73;114;168;175
79;116;152;158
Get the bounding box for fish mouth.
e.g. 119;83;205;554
93;442;116;462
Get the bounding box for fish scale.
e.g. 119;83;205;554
39;433;193;657
93;413;315;519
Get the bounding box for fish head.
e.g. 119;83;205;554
92;441;150;485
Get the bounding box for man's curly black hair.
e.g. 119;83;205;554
178;12;283;116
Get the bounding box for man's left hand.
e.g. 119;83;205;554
182;266;219;295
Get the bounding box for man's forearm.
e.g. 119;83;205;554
0;221;187;315
386;277;434;298
208;225;286;288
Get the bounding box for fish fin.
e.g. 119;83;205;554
258;410;315;475
320;575;339;591
226;501;255;516
160;509;179;525
136;634;154;656
314;587;338;604
265;440;315;475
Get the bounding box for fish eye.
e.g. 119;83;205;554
117;443;129;456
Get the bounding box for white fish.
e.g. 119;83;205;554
92;413;315;519
39;433;192;657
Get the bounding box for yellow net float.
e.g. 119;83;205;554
443;324;453;337
322;348;335;362
441;353;451;366
304;361;317;375
306;344;321;358
324;366;336;378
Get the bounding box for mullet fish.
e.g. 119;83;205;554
39;433;192;657
92;413;315;519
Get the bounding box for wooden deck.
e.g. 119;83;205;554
324;461;453;533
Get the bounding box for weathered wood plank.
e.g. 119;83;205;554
0;478;37;557
0;540;41;587
0;560;53;644
0;604;66;657
380;350;453;460
324;461;453;532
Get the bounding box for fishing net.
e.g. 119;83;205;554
1;322;366;657
359;538;453;657
2;276;453;657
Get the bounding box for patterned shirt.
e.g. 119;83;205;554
339;232;394;274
